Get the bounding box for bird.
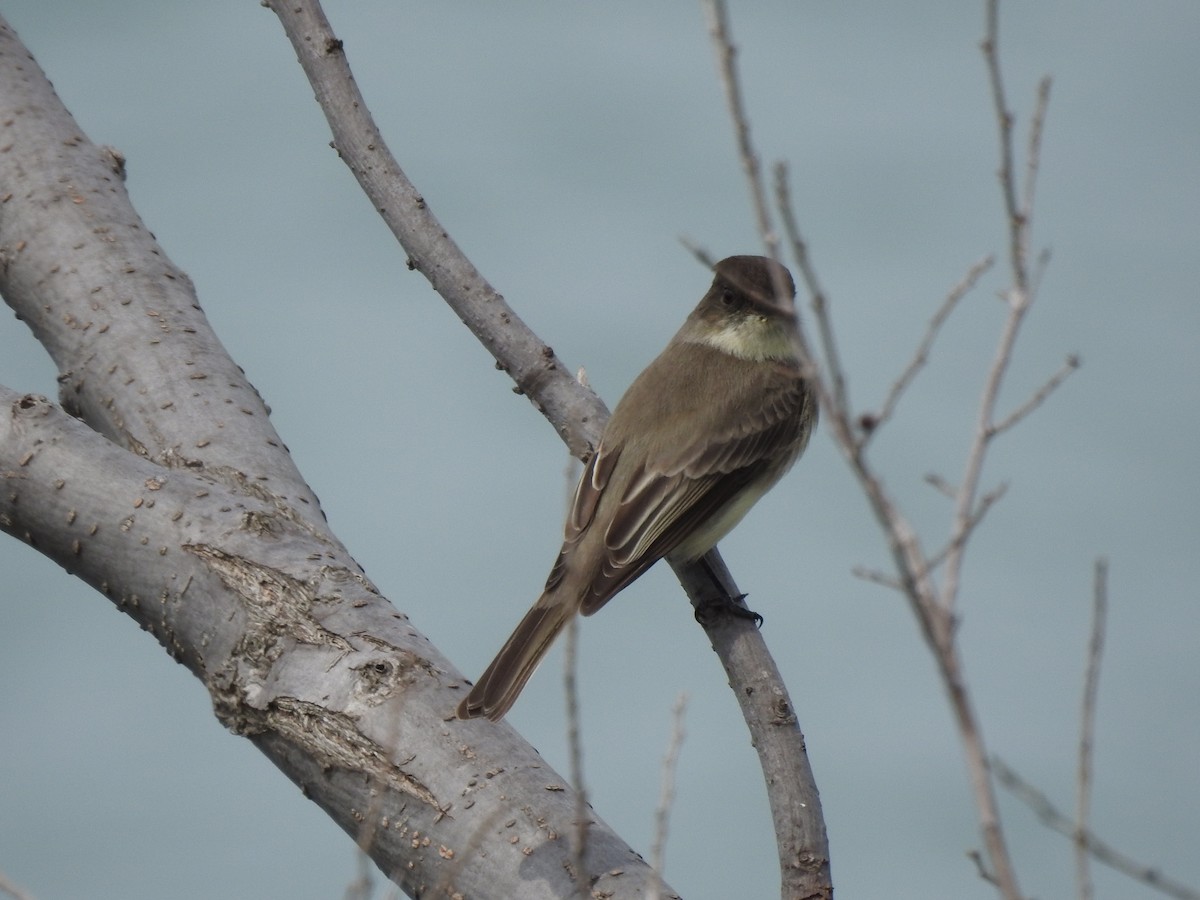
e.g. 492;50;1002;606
457;255;817;721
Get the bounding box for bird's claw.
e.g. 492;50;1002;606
694;593;764;628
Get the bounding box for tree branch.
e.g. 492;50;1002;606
0;14;673;898
994;758;1200;900
265;2;831;896
708;0;1084;896
1075;558;1107;900
0;869;33;900
261;0;606;459
774;162;847;411
0;21;325;532
701;0;779;262
942;1;1064;621
989;354;1080;438
866;255;995;442
648;694;688;900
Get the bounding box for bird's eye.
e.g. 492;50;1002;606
720;288;736;306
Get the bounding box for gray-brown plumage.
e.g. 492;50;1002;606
457;256;817;721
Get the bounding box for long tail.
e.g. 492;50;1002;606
457;596;574;721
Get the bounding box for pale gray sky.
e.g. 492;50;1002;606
2;2;1197;899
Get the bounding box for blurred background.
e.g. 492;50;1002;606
1;2;1197;898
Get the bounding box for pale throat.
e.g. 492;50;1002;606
690;314;796;361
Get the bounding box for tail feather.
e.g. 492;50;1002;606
457;597;573;721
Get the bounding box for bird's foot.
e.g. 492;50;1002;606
694;593;764;628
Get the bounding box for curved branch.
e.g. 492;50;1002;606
0;27;325;531
264;1;830;894
261;0;606;458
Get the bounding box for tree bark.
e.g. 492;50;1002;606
0;16;675;899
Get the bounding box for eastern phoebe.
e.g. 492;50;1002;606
458;255;817;721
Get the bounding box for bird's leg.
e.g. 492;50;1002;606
693;553;764;628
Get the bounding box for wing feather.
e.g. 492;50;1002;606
575;368;813;616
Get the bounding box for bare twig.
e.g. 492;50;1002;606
981;0;1024;287
345;795;380;900
851;566;903;591
564;616;590;898
925;473;958;499
1022;77;1053;238
708;19;1025;900
787;74;1032;900
0;871;33;900
1075;558;1108;900
989;354;1080;437
1030;245;1053;299
648;694;689;900
701;1;812;394
868;256;995;440
702;0;779;261
968;850;1001;886
698;6;833;898
941;293;1022;615
942;0;1057;622
924;482;1009;575
774;162;847;408
563;431;590;898
679;237;716;269
342;849;372;900
753;1;1073;896
994;758;1200;900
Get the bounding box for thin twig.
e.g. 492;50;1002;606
1030;246;1053;299
850;566;903;591
0;871;33;900
994;758;1200;900
981;0;1024;287
708;5;1073;900
702;0;779;261
563;430;590;898
924;482;1008;575
699;6;833;898
925;472;957;499
989;354;1080;437
346;774;391;900
941;289;1020;611
342;849;372;900
679;237;716;269
702;0;804;390
648;694;689;900
774;162;846;406
914;4;1056;896
867;255;995;440
782;159;948;650
1022;77;1053;231
968;850;1001;886
1075;558;1108;900
564;615;590;898
944;0;1056;621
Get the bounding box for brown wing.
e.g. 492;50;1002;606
541;440;617;596
575;368;813;615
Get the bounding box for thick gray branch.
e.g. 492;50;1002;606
0;22;327;533
0;388;670;899
0;15;674;899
